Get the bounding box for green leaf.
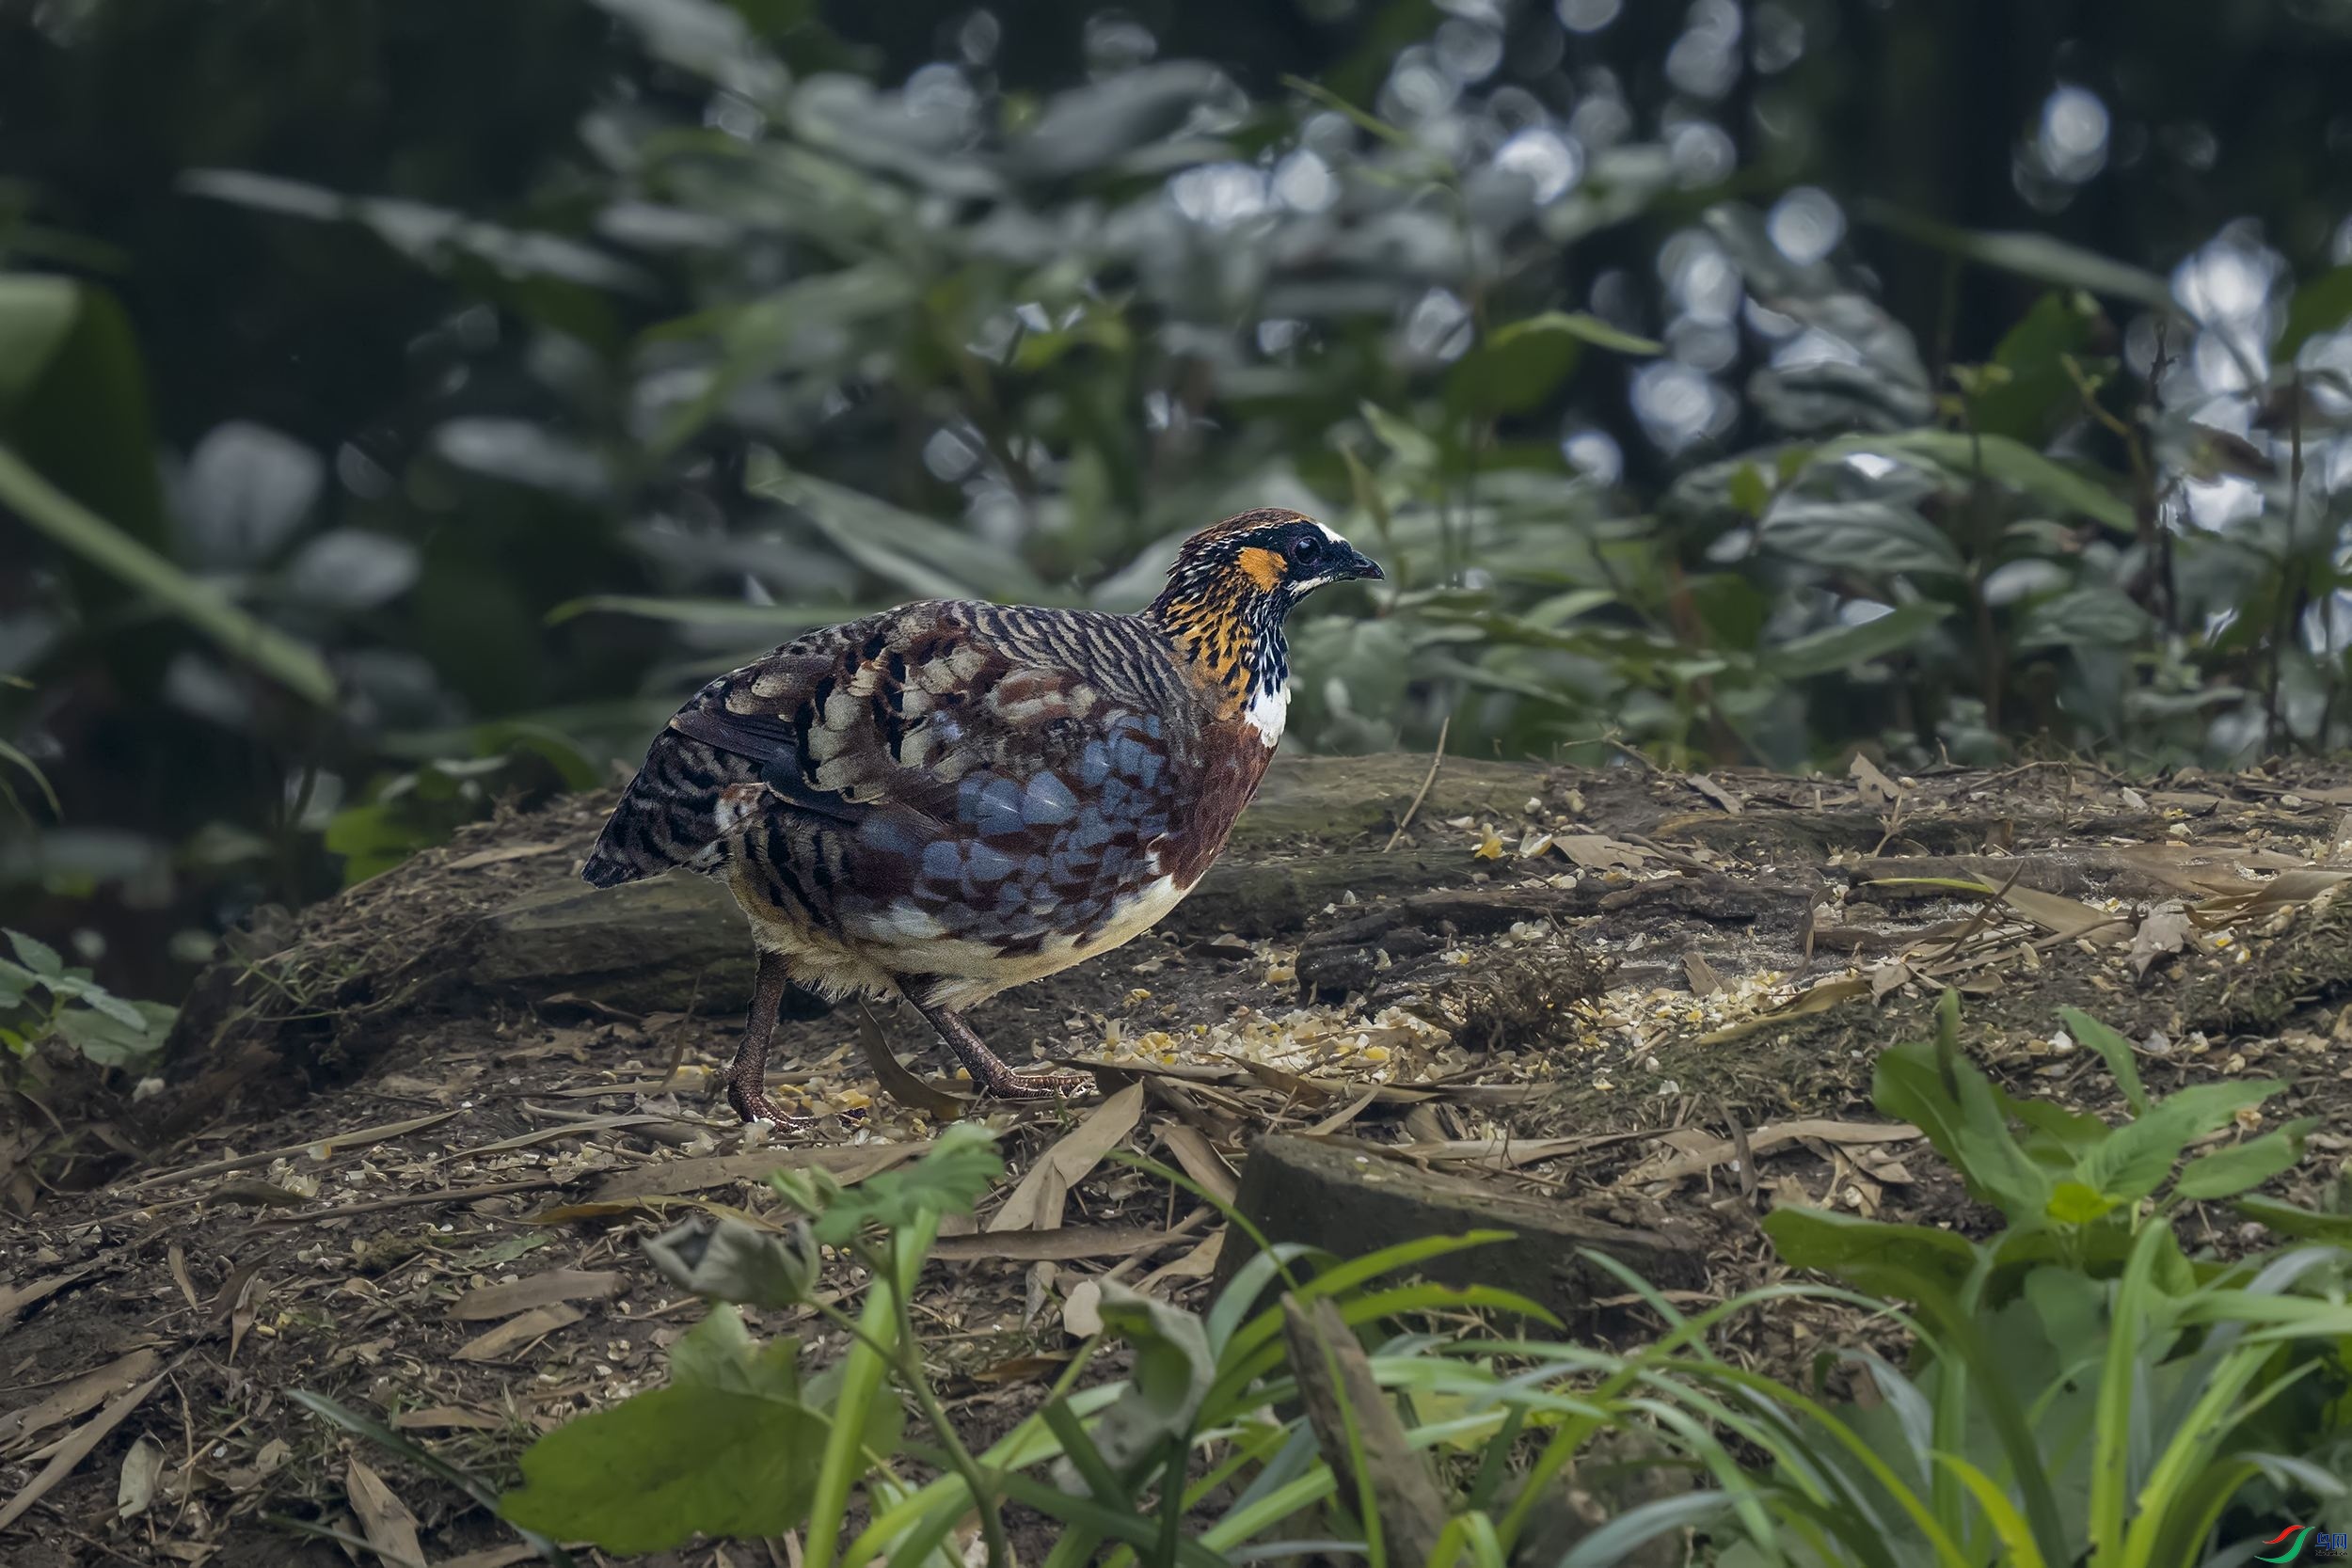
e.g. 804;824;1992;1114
2013;588;2154;650
749;459;1049;605
1967;290;2104;442
1758;499;1964;578
501;1308;821;1553
1725;462;1771;519
1761;1207;1981;1300
1359;402;1439;471
545;594;885;631
2231;1196;2352;1243
772;1121;1003;1244
2280;264;2352;358
1764;602;1951;678
643;1217;818;1308
2060;1008;2148;1117
0;447;336;705
1864;207;2177;314
2045;1180;2120;1225
1069;1284;1216;1476
7;929;64;979
1848;429;2136;534
2074;1080;2282;1205
1445;312;1659;420
2173;1119;2317;1200
51;1000;175;1067
0;275;81;420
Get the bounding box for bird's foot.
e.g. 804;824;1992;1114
723;1073;817;1130
972;1064;1094;1101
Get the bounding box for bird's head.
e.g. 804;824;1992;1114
1147;510;1381;726
1149;509;1382;626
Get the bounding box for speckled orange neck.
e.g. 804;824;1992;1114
1149;572;1283;721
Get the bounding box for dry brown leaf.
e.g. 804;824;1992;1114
589;1139;924;1202
1868;960;1913;1000
1692;977;1871;1044
1684;951;1726;997
1157;1123;1239;1205
1135;1229;1226;1294
2130;903;2196;977
445;842;564;870
1061;1278;1104;1338
1627;1118;1921;1185
121;1110;459;1194
934;1224;1180;1262
1686;773;1744;814
117;1435;165;1520
390;1406;506;1432
453;1303;583;1363
0;1348;161;1453
345;1455;426;1568
450;1270;627;1322
0;1267;90;1327
1550;834;1651;871
0;1367;168;1532
1305;1087;1384;1136
1850;752;1902;806
855;1006;972;1118
986;1084;1146;1232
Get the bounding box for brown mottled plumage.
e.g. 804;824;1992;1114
582;509;1381;1124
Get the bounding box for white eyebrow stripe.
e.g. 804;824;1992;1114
1314;518;1345;545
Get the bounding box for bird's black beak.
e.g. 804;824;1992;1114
1343;546;1384;582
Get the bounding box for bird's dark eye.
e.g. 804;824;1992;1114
1287;535;1324;565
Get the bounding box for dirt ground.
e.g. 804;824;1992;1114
4;751;2350;1567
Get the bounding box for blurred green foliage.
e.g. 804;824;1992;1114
5;0;2352;993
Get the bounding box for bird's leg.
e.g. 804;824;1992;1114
908;999;1091;1101
723;949;814;1128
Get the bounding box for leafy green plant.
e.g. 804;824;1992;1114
1744;992;2352;1567
0;927;173;1066
289;1006;2351;1568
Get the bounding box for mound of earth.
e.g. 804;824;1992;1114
4;752;2349;1566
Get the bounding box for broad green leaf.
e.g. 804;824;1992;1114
7;929;64;979
2231;1196;2352;1244
2047;1180;2120;1225
1765;602;1951;678
1843;429;2136;534
2173;1119;2318;1200
643;1217;818;1308
1865;207;2177;314
1761;1207;1980;1300
1967;289;2105;442
545;594;885;631
749;459;1049;604
2075;1116;2194;1206
0;448;335;705
1359;402;1439;470
2280;264;2352;357
0;275;81;420
2060;1007;2148;1117
1725;462;1771;519
51;1001;174;1067
1445;312;1659;419
1072;1283;1216;1474
2014;588;2154;650
772;1121;1002;1244
501;1309;821;1552
1758;499;1964;578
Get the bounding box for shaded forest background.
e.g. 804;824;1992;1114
6;0;2352;1010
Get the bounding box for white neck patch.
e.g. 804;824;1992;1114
1242;672;1291;747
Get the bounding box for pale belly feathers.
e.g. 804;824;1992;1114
730;862;1193;1011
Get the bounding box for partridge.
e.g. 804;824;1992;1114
580;509;1382;1125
